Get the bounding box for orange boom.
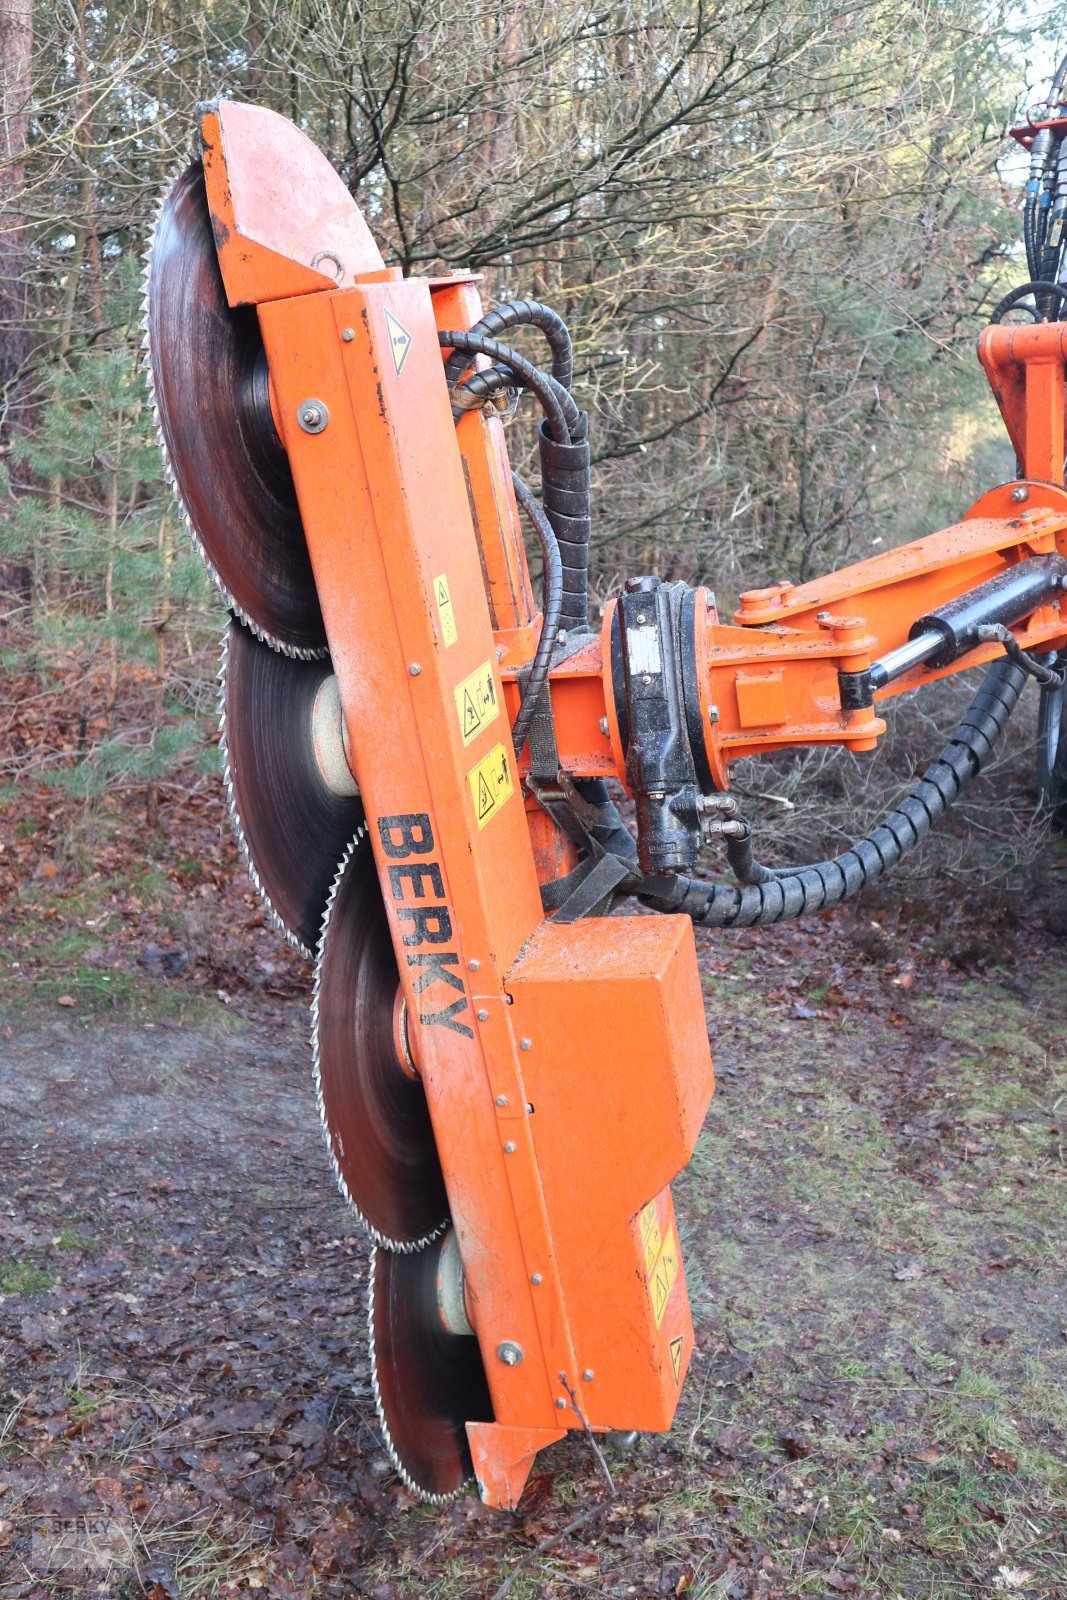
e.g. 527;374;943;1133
145;95;1067;1506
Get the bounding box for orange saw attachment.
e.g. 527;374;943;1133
145;98;714;1508
145;97;1067;1507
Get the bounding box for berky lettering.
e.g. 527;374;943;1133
379;813;473;1037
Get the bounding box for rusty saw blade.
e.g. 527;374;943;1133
143;158;326;658
313;843;449;1251
369;1241;492;1502
219;617;364;957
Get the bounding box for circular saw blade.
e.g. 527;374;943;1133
369;1241;492;1502
143;158;326;658
219;617;364;957
313;843;449;1251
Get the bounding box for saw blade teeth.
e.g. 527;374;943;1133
366;1246;466;1507
216;620;319;958
310;839;444;1257
142;157;327;665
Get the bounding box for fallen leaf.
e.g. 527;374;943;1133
893;1261;924;1281
57;995;76;1007
987;1447;1019;1472
993;1568;1034;1591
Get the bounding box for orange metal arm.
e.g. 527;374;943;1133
496;487;1067;793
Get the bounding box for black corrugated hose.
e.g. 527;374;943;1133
442;311;593;633
443;299;573;394
510;472;564;760
439;329;579;442
638;657;1029;928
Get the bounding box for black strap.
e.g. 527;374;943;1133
548;850;636;922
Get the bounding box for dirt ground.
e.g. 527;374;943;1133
1;780;1066;1598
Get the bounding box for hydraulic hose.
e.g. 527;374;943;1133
639;657;1029;928
439;330;580;443
443;299;573;394
442;322;593;632
510;471;564;759
538;415;592;634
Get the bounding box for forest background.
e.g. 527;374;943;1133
0;6;1062;838
0;0;1064;851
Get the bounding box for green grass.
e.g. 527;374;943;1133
55;1228;99;1252
1;1262;56;1295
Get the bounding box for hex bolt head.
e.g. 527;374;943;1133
341;327;355;342
1011;484;1029;502
497;1341;525;1366
495;1094;507;1106
408;663;421;676
582;1369;595;1382
469;958;480;971
477;1008;489;1022
297;399;329;433
816;610;832;622
555;1397;567;1409
707;703;720;724
504;1141;516;1154
599;716;609;735
519;1037;532;1051
531;1272;543;1285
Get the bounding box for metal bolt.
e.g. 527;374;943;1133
1011;484;1029;502
556;1397;567;1410
409;663;421;676
1020;509;1034;520
636;612;646;624
496;1094;507;1106
341;327;355;342
469;959;480;971
497;1341;525;1366
504;1141;516;1153
520;1037;532;1050
557;629;568;643
642;674;652;686
477;1008;489;1022
297;399;329;434
583;1369;595;1382
707;704;720;724
816;610;832;622
705;591;717;610
531;1273;542;1285
599;716;609;735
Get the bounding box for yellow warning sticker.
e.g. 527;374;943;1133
434;573;458;648
638;1201;662;1274
385;308;412;376
468;743;513;830
454;661;499;746
669;1334;684;1386
649;1225;679;1328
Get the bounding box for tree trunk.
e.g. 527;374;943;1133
0;0;32;441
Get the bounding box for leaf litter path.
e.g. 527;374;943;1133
1;864;1066;1598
